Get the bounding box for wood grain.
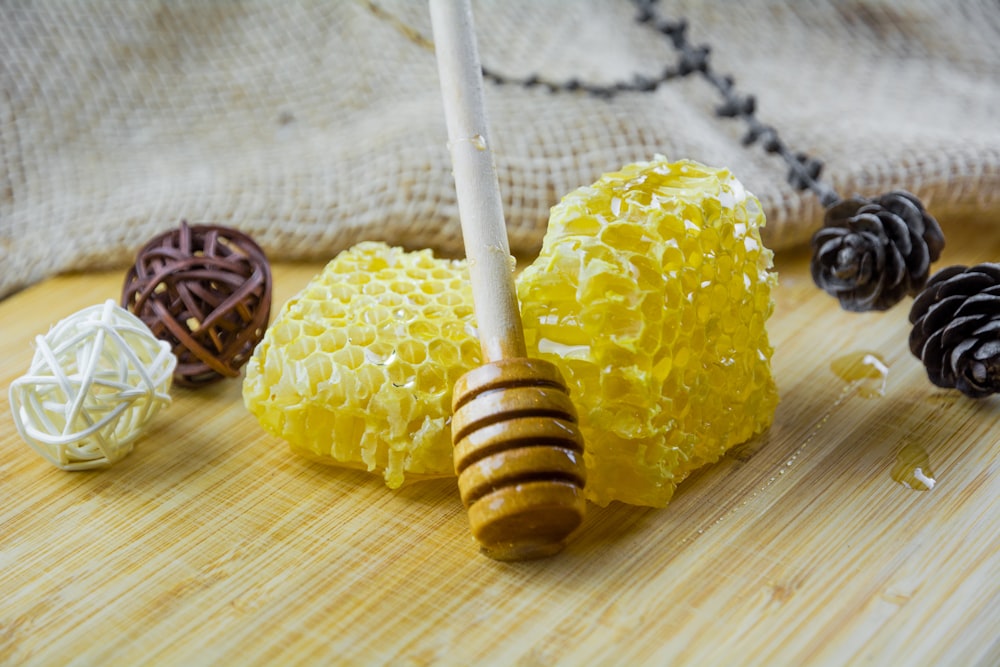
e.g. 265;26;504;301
1;216;999;666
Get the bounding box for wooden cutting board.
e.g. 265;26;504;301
1;216;998;666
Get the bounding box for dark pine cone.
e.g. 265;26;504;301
909;263;1000;398
810;191;945;311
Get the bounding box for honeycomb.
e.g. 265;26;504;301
517;157;778;506
244;157;779;507
242;242;480;488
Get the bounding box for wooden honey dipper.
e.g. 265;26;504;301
429;0;587;560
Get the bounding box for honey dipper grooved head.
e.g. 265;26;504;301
452;358;586;560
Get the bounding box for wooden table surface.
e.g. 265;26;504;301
1;216;998;666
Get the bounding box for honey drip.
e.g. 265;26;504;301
830;350;888;398
891;443;936;491
469;134;487;151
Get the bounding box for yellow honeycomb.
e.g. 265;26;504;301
244;157;779;507
517;157;778;506
242;242;481;488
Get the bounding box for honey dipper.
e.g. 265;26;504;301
429;0;587;560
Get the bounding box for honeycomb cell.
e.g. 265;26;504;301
397;339;427;365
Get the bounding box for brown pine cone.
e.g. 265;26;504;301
810;191;945;311
909;263;1000;398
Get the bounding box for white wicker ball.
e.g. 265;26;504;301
9;300;177;470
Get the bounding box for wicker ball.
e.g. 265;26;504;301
9;300;176;470
122;221;272;387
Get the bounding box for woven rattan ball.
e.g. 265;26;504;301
9;300;176;470
122;221;273;386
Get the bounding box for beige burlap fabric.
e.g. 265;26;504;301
2;0;998;300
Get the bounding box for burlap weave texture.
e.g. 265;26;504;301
2;0;998;299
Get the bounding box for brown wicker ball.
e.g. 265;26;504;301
122;221;272;387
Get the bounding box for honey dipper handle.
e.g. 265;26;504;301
429;0;526;362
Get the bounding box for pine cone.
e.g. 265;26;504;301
909;263;1000;398
810;191;945;311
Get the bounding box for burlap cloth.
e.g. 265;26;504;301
2;0;998;300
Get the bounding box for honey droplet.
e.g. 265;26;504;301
891;443;936;491
830;350;888;398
